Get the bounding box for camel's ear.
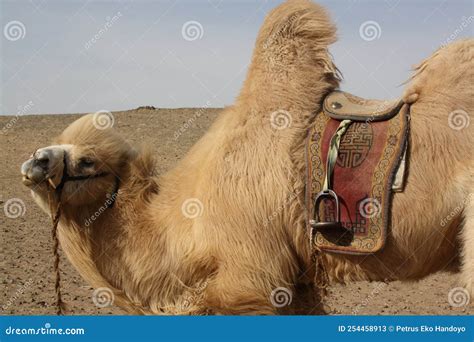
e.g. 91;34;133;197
128;144;157;179
111;143;137;173
123;147;138;164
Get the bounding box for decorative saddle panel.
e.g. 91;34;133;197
306;91;409;254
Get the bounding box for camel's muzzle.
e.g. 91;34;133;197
21;146;66;187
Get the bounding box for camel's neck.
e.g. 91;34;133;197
56;180;154;312
57;159;212;314
51;158;160;312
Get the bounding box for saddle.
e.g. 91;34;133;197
306;90;409;254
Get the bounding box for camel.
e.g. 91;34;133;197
21;0;473;315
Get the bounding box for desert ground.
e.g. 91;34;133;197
1;109;472;315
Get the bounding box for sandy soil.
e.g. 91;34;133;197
1;109;472;315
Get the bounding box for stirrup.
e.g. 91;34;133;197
309;189;347;234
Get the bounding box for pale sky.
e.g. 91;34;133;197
0;0;472;115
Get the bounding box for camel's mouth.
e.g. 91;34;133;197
22;175;37;187
21;173;57;188
21;175;33;186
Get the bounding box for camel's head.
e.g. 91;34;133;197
21;114;134;207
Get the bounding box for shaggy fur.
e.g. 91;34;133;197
23;0;473;314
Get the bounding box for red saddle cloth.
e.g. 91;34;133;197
306;91;409;254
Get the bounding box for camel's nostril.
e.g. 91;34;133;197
21;159;34;177
34;150;52;170
36;157;49;168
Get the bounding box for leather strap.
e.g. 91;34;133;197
56;154;120;207
322;119;352;191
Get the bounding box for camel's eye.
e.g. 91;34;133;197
78;158;95;168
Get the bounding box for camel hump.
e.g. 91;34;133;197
402;39;474;105
258;0;337;50
238;0;339;111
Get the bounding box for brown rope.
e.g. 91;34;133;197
47;190;65;315
311;247;329;312
313;249;329;293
